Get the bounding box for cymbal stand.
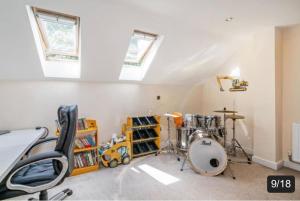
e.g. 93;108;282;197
228;118;251;164
223;112;227;148
222;108;236;179
159;116;176;154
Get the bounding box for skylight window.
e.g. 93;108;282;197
33;7;80;62
27;6;81;78
124;31;157;66
119;30;163;81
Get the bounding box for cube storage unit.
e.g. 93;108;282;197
125;115;160;158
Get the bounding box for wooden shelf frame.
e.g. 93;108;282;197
72;119;99;176
125;115;161;159
74;146;99;153
71;164;99;176
57;119;100;176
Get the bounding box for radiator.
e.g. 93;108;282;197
292;123;300;162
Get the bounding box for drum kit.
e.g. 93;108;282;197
168;108;251;179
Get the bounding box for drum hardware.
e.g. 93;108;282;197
226;114;251;164
177;129;204;171
222;162;236;180
214;108;237;148
159;113;180;155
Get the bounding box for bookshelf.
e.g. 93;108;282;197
56;119;100;176
124;115;160;158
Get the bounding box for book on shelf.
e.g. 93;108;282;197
75;135;96;149
74;150;98;168
56;118;89;133
77;118;88;130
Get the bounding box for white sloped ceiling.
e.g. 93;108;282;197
0;0;300;84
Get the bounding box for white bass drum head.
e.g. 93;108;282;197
188;137;227;176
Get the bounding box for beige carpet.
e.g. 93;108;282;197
11;154;300;200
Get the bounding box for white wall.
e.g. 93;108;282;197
198;28;279;164
0;81;201;143
280;25;300;162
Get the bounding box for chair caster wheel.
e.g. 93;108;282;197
248;161;251;164
180;169;183;171
233;177;236;180
64;189;73;196
177;158;180;162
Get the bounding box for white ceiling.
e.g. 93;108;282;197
1;0;300;84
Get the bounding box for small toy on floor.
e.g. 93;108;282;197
99;133;131;168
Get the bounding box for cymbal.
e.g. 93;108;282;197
214;110;237;114
164;113;181;118
226;114;245;120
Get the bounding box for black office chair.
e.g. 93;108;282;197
0;105;78;200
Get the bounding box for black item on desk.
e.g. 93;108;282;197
0;130;10;135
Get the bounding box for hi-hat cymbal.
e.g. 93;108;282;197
226;114;245;120
214;110;237;114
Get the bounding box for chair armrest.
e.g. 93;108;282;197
6;151;69;194
36;127;49;139
25;137;58;156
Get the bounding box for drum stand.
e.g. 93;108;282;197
228;118;251;164
176;149;188;171
222;111;236;180
222;162;236;179
159;116;176;154
223;113;227;148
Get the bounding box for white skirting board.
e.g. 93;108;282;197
292;123;300;162
284;160;300;171
252;156;283;170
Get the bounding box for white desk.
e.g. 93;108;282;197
0;129;45;183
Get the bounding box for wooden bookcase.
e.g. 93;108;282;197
56;119;100;176
124;115;160;158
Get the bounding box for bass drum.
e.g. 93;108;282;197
188;131;227;176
